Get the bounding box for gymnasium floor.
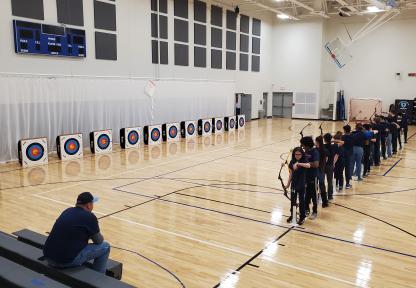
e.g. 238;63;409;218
0;118;415;288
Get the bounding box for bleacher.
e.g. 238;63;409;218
0;229;134;288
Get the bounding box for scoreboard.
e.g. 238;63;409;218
13;20;86;58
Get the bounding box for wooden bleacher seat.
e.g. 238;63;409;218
0;232;134;288
0;255;70;288
13;229;123;280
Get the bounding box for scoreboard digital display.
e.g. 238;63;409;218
13;20;86;58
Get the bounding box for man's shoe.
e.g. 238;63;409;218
286;216;293;223
310;212;317;220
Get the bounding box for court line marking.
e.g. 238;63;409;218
353;195;416;206
32;194;357;286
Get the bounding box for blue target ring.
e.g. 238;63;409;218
230;119;235;129
169;126;178;138
26;143;44;161
239;117;245;127
216;120;223;130
151;128;161;141
187;123;195;135
128;130;139;145
204;122;211;133
97;134;111;150
64;138;80;155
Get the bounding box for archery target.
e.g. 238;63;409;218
237;114;246;129
198;119;212;136
18;137;48;168
57;134;83;160
186;121;197;138
120;127;141;149
144;125;162;145
163;123;180;142
213;118;224;134
225;116;236;131
90;130;112;154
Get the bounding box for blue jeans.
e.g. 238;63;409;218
47;242;110;273
386;134;392;156
352;146;364;178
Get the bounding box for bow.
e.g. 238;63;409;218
318;121;325;136
299;122;312;139
278;150;292;201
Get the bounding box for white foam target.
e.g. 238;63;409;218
144;125;162;145
120;127;141;149
57;133;83;160
237;115;246;129
198;119;212;136
90;130;113;154
213;117;224;134
225;116;236;131
18;137;48;168
163;123;180;142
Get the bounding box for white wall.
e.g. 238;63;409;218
322;18;416;112
270;20;324;118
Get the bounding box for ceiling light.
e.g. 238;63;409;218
367;6;383;12
277;13;290;19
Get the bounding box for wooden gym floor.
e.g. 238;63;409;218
0;118;415;288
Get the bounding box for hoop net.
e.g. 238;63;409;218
349;98;383;123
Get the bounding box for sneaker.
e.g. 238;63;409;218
357;178;364;181
338;188;343;192
305;210;310;217
286;216;293;223
310;212;317;220
328;196;334;200
322;203;329;208
297;218;305;225
363;174;367;178
346;184;352;189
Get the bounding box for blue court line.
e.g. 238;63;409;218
383;158;402;176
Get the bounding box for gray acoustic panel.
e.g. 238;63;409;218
174;0;188;19
175;43;189;66
94;1;117;31
226;10;236;30
174;19;188;43
226;51;236;70
95;32;117;60
226;31;236;50
160;41;168;64
240;53;248;71
57;0;84;26
240;14;249;33
152;40;158;63
211;27;222;48
151;0;157;11
159;15;168;39
252;18;261;36
159;0;167;13
11;0;44;20
211;49;222;69
194;46;206;67
151;13;158;37
240;34;249;52
194;23;206;46
194;0;206;23
252;37;260;54
252;55;260;71
211;5;222;27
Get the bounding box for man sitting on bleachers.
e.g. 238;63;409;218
43;192;110;273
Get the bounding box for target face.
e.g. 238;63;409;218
239;117;245;127
230;118;235;129
26;143;45;161
169;126;178;138
187;123;195;135
128;130;139;145
216;120;223;131
64;138;80;156
151;128;161;141
97;134;111;150
204;122;211;133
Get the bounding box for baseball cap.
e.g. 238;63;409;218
76;192;99;205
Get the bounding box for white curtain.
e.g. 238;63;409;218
0;76;235;162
